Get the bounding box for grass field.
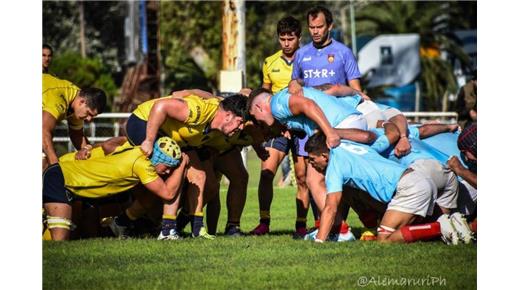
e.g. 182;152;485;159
43;150;477;290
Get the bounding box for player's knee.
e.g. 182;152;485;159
376;225;396;243
260;169;275;182
234;169;249;188
189;169;206;185
46;215;76;240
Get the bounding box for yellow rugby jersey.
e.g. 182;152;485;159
132;94;220;148
59;146;106;162
42;74;83;130
59;144;158;199
262;50;294;93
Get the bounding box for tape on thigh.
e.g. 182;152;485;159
46;216;76;231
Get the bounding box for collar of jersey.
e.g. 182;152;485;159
312;38;334;50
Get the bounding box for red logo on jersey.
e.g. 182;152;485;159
328;54;335;63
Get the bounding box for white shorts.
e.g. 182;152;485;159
382;108;402;120
356;101;385;129
335;114;368;130
409;159;459;209
387;170;436;217
356;100;404;129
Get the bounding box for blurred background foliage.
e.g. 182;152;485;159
43;0;476;112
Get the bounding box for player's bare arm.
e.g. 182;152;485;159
288;79;304;96
334;128;376;144
144;155;189;203
418;123;460;138
347;79;362;91
376;121;401;145
320;83;370;101
261;82;272;91
389;114;411;157
141;98;190;156
42;111;59;165
316;191;342;242
69;127;90;160
288;95;340;148
448;156;477;188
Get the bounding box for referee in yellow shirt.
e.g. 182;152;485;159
250;16;315;239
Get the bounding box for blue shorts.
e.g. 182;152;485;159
42;164;74;204
126;114;167;146
263;136;290;154
126;114;147;146
294;134;309;157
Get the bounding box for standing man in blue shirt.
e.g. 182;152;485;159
287;5;364;237
290;5;361;91
289;6;412;156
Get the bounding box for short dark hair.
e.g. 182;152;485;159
247;87;272;112
305;131;329;155
79;88;107;113
307;6;333;26
277;16;301;37
42;44;53;55
220;94;248;120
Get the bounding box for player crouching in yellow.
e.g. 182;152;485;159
42;137;187;241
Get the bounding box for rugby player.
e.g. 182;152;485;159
305;132;472;244
250;16;317;238
110;92;248;239
42;74;107;169
43;137;187;241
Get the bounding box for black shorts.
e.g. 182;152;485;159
183;147;213;162
263;136;291;154
126;114;147;146
42;164;74;204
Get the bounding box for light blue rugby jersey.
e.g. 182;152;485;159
421;132;461;159
374;125;458;166
326;140;407;203
373;128;440;167
292;39;361;87
270;87;360;136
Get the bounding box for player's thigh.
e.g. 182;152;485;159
261;147;286;173
291;154;307;181
185;150;206;184
305;162;325;190
216;148;248;181
388;171;436;218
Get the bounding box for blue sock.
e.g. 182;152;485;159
161;218;176;235
191;215;204;236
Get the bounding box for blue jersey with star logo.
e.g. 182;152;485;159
292;39;361;87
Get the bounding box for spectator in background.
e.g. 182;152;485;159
455;71;477;129
43;44;53;73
